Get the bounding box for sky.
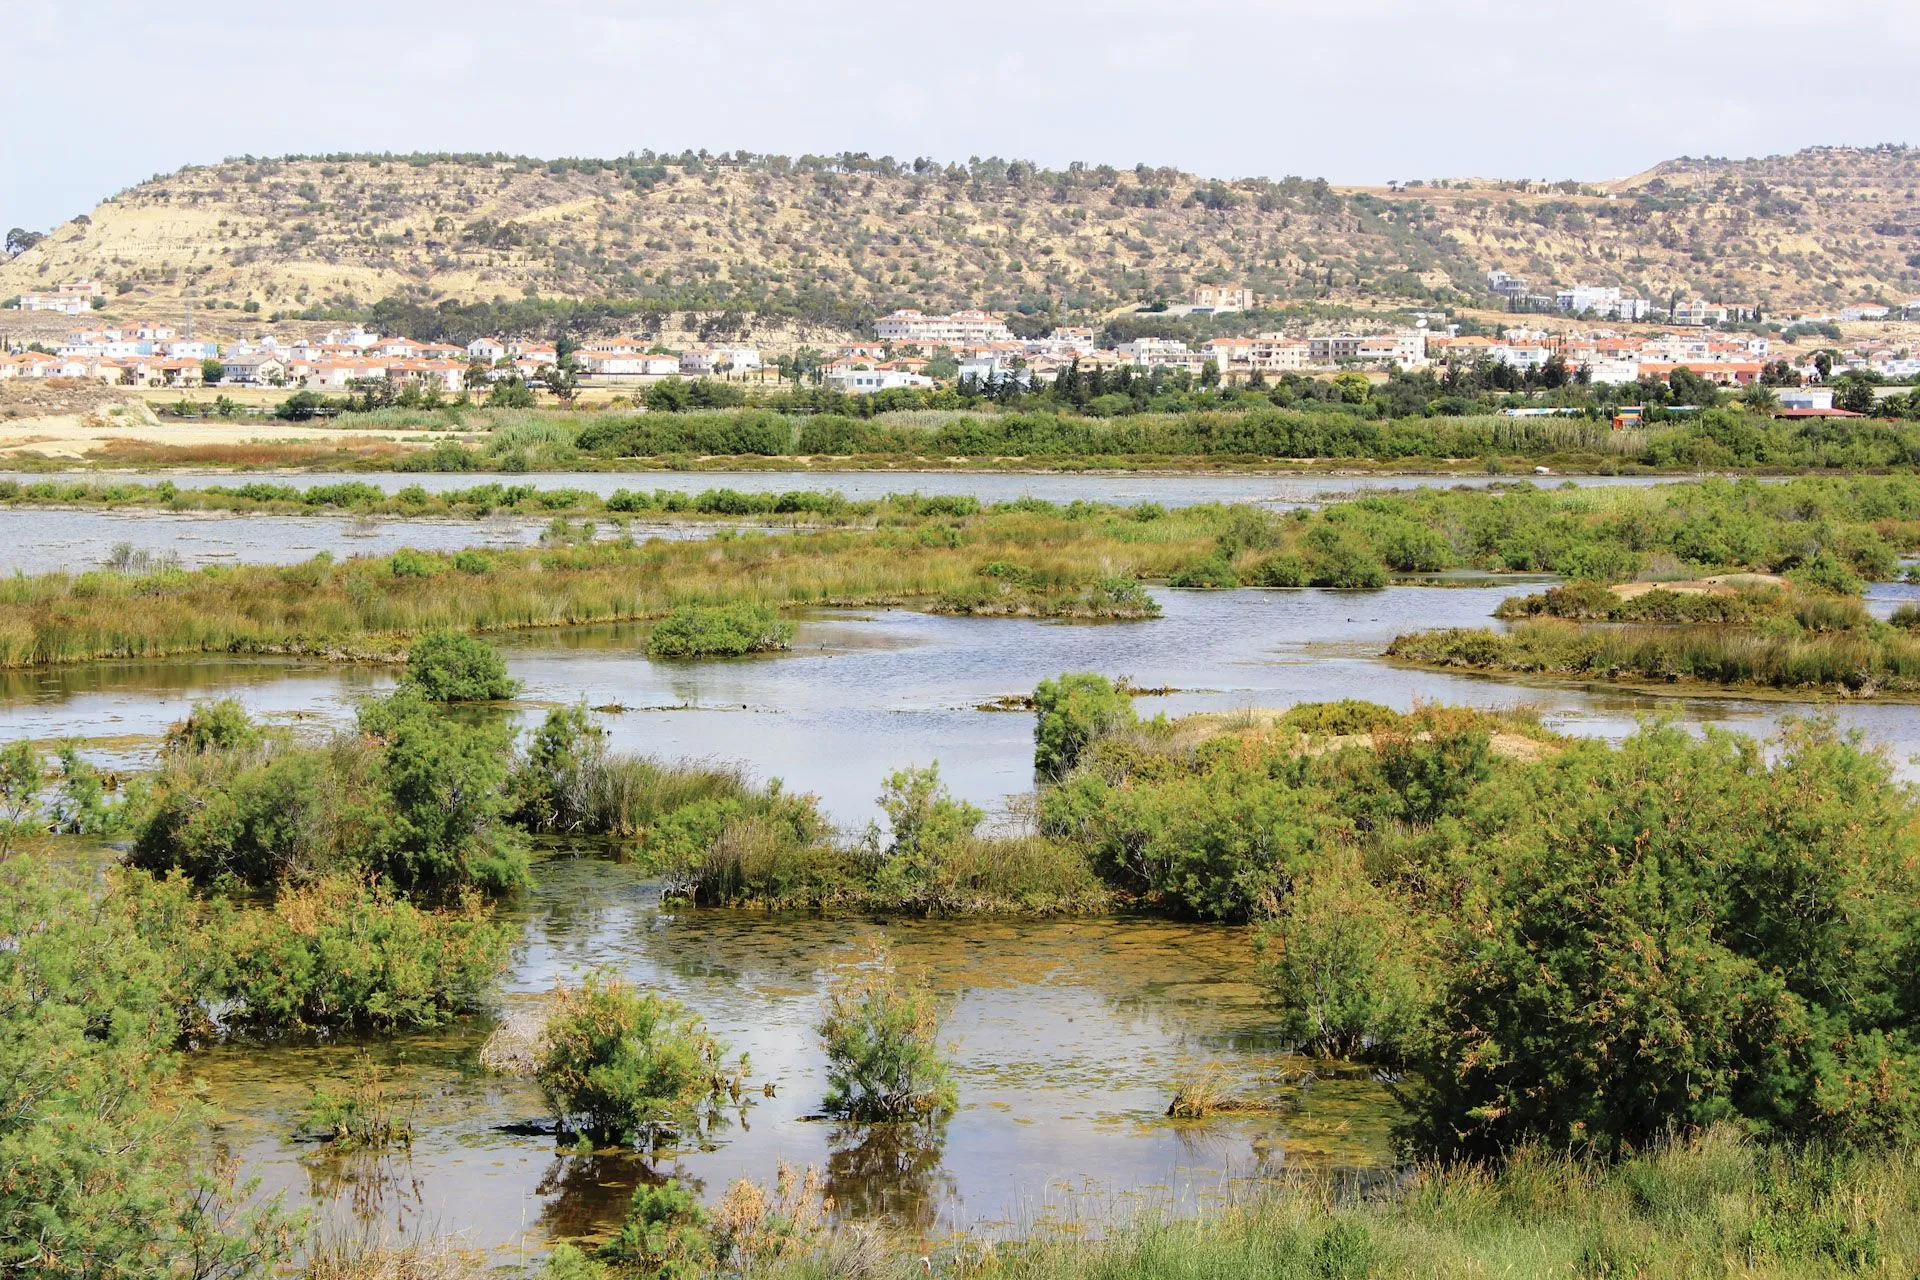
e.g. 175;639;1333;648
4;0;1918;233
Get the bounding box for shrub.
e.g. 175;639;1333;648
131;746;338;887
136;694;528;899
1256;853;1431;1060
1277;700;1401;736
452;549;493;575
1032;672;1137;779
0;860;299;1277
1167;552;1240;588
164;697;263;755
1412;721;1920;1157
131;871;514;1034
1305;525;1389;588
647;604;794;658
360;692;530;897
536;974;742;1148
388;548;440;579
1249;552;1308;587
401;631;520;701
817;939;956;1122
597;1179;714;1277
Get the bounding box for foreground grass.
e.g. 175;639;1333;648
1388;619;1920;695
758;1131;1916;1280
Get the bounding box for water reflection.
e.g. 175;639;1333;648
824;1119;955;1234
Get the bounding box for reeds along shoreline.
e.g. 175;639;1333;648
0;515;1200;668
754;1129;1915;1280
1388;619;1920;693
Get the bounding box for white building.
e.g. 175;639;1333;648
1778;388;1835;411
1554;285;1651;321
1840;305;1892;322
826;368;935;393
957;355;1032;386
1672;301;1731;327
1581;358;1644;385
219;354;285;384
1249;334;1310;372
1030;328;1097;358
874;309;1015;347
1487;270;1528;297
1191;286;1255;312
1117;337;1200;371
15;292;90;315
467;338;509;362
1307;329;1427;369
678;346;762;375
577;352;679;378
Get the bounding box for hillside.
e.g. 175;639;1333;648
4;145;1918;340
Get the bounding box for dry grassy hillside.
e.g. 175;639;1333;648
4;146;1917;337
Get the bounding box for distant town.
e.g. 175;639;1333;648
4;274;1919;404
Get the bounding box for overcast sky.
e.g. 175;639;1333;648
5;0;1917;232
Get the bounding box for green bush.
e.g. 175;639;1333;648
388;548;441;579
1032;672;1138;779
401;630;520;700
452;549;494;575
0;860;299;1277
1277;700;1401;736
1256;853;1431;1060
536;974;742;1148
1167;552;1240;588
163;697;263;754
359;692;531;897
1413;721;1920;1157
135;692;529;899
597;1179;714;1277
817;939;956;1122
647;604;794;658
183;873;513;1033
1249;552;1308;587
1304;525;1389;588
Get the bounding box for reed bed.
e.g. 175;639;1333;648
1389;619;1920;694
0;516;1198;669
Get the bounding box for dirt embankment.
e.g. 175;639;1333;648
0;379;430;461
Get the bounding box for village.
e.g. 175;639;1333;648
3;275;1918;401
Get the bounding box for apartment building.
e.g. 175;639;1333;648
1191;286;1255;312
874;309;1015;346
1672;301;1731;326
1554;285;1651;321
1307;328;1427;369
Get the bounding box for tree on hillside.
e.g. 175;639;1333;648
4;228;42;257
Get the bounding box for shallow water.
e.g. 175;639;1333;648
0;468;1703;574
10;587;1915;828
191;864;1392;1260
0;507;748;575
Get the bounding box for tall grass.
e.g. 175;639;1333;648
764;1129;1918;1280
0;513;1198;668
1389;620;1920;693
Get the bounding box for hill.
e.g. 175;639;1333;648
4;145;1918;341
